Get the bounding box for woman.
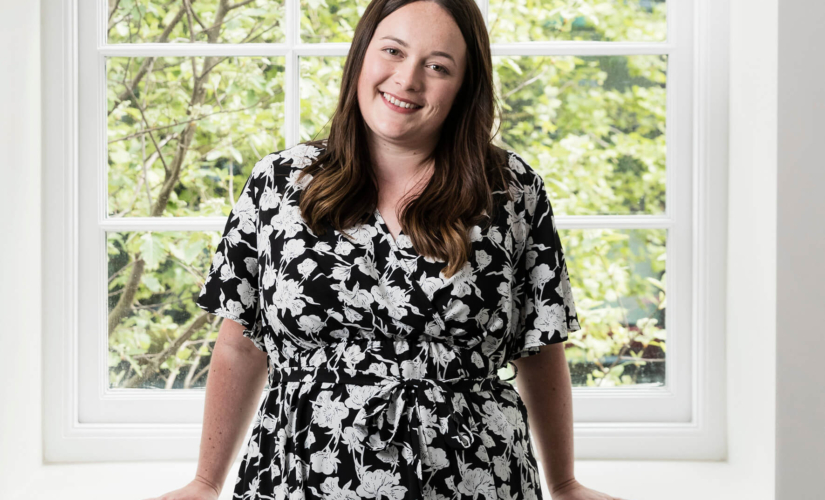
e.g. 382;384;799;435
148;0;626;499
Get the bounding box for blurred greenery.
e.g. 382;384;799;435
106;0;667;390
107;55;286;218
107;0;286;44
299;0;666;43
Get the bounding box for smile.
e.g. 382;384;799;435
381;91;422;113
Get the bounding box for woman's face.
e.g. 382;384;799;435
357;1;467;148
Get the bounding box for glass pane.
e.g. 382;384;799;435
301;0;372;43
107;230;225;390
107;0;285;44
107;56;286;218
300;56;345;142
563;228;667;388
488;0;667;43
493;55;667;216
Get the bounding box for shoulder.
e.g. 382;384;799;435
252;140;327;175
248;140;328;190
501;149;546;205
502;149;542;184
274;140;328;171
500;150;551;224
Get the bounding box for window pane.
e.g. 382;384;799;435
107;230;223;390
107;56;286;218
300;56;345;141
107;0;285;44
488;0;667;43
493;55;667;216
563;228;667;388
301;0;372;43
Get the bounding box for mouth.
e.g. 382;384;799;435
379;90;423;110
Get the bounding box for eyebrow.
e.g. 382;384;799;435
379;36;456;64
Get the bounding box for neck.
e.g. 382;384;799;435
366;131;439;185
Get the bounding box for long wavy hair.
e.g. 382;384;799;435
298;0;512;279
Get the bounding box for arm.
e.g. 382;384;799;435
512;342;577;496
194;318;269;496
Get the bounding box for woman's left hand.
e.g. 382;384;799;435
550;478;629;500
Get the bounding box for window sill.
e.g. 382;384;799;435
9;459;752;500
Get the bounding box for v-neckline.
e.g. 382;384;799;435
374;208;403;251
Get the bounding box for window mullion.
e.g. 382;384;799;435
286;0;299;147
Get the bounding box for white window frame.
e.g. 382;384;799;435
43;0;729;462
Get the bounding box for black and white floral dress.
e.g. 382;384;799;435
196;141;581;500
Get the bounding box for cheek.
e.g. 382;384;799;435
357;70;379;105
431;90;458;114
359;57;386;85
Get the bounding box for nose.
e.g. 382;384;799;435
393;59;423;94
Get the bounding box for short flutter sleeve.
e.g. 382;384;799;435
510;173;582;361
196;173;265;353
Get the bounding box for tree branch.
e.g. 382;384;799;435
108;6;188;116
121;312;211;388
124;84;172;177
227;0;256;11
502;67;550;101
107;0;122;25
184;0;209;31
107;257;145;336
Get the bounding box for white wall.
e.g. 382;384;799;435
776;1;825;498
0;0;784;498
0;0;44;494
726;0;778;493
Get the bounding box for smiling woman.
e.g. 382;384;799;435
357;3;467;154
298;0;498;283
174;0;594;497
148;0;620;499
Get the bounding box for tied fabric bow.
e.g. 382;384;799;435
352;375;478;452
272;365;498;499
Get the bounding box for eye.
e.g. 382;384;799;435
382;49;448;73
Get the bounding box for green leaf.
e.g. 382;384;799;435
142;274;163;293
139;232;164;271
184;240;205;265
167;242;186;261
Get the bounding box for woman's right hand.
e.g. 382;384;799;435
142;476;221;500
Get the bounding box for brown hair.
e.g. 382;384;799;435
298;0;512;279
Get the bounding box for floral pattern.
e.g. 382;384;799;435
196;141;581;499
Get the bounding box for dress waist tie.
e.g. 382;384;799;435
274;366;502;498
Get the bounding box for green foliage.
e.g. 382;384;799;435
106;0;668;390
108;0;286;44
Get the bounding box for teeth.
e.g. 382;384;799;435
383;92;421;109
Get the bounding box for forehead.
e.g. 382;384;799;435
372;2;465;46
